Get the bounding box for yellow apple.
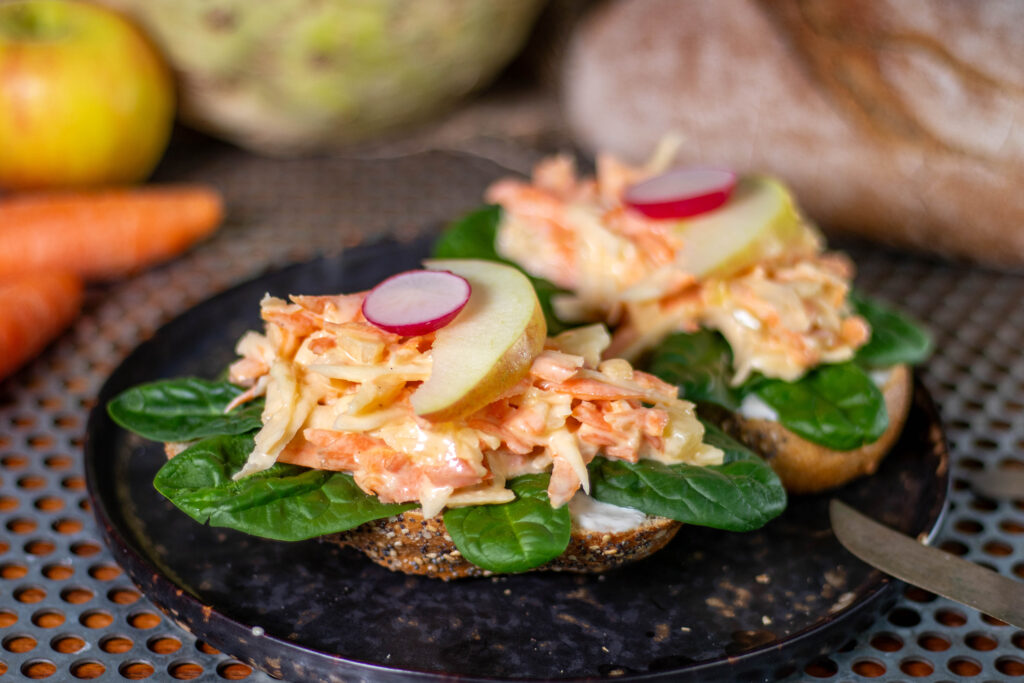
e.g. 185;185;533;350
674;176;821;279
411;259;547;423
0;0;174;190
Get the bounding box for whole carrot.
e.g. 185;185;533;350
0;185;224;280
0;271;83;381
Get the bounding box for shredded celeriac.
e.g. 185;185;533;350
226;298;721;518
487;148;870;384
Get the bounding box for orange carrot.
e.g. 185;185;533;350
0;271;83;381
0;185;224;280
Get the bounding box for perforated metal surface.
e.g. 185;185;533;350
0;136;1021;681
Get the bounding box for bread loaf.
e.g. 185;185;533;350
562;0;1024;267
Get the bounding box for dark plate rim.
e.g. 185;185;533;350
84;240;951;682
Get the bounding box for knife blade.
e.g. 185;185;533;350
829;499;1024;628
969;468;1024;500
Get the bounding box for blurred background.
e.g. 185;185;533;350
0;1;1022;681
4;0;1023;270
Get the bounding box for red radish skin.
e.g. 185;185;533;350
624;167;737;219
362;269;471;336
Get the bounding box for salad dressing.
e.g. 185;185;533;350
226;290;722;517
488;150;870;384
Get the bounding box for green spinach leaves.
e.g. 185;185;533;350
849;291;933;368
107;378;263;442
444;426;787;572
110;371;787;574
753;364;888;450
645;294;931;449
588;423;786;532
435;203;932;452
646;329;746;410
434;205;570;334
443;474;571;573
153;433;413;541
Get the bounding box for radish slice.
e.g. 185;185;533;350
362;269;471;336
624;167;737;219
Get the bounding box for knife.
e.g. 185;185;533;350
829;499;1024;628
969;468;1024;500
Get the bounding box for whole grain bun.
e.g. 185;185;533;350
330;507;682;580
562;0;1024;267
162;441;682;579
721;365;913;494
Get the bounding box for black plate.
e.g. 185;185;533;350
85;237;949;683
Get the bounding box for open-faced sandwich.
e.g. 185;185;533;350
435;143;932;494
108;259;786;579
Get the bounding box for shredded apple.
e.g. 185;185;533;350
224;292;721;518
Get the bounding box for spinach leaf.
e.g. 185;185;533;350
753;362;889;450
588;427;786;532
850;291;933;368
699;419;768;465
645;330;747;409
443;473;571;574
433;204;504;262
433;205;570;334
154;433;412;541
108;378;263;442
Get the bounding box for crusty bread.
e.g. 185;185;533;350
562;0;1024;268
329;508;682;580
720;364;912;494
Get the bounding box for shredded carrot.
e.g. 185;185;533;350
0;185;223;280
0;272;83;380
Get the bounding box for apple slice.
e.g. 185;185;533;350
411;259;546;422
674;176;820;279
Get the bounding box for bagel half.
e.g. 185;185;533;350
162;442;681;579
329;505;682;580
720;364;912;494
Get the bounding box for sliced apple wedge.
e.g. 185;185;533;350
411;259;546;422
674;176;821;279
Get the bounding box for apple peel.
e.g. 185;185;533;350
362;269;471;336
411;259;547;422
624;167;737;219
